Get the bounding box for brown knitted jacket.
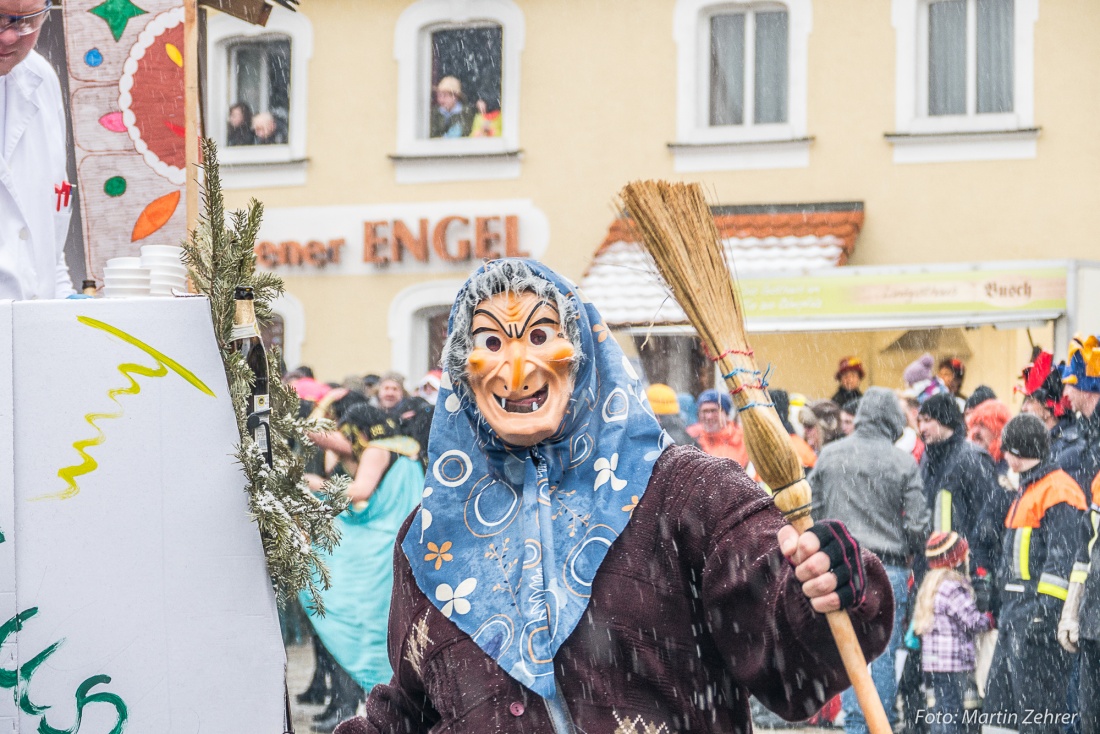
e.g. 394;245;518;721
335;445;893;734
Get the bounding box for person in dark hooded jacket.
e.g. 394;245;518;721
917;394;1001;578
812;387;931;734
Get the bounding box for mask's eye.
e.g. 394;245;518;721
474;333;502;352
529;326;555;346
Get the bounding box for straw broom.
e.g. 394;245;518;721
621;180;891;734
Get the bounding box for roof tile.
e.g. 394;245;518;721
581;203;864;325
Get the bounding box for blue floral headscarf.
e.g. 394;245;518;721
402;259;669;699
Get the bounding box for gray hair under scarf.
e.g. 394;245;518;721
442;260;584;395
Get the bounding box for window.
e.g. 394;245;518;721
673;0;812;172
390;280;467;381
709;8;789;127
425;308;451;372
633;335;711;398
206;7;313;188
889;0;1038;163
226;37;291;147
926;0;1013;117
270;292;306;373
427;26;503;139
394;0;525;184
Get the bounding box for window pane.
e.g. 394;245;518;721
977;0;1013;113
429;25;503;138
631;335;710;398
709;13;745;126
928;0;967;116
754;10;788;124
227;37;291;147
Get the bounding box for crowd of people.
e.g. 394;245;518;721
227;101;289;146
280;369;439;730
708;346;1097;734
429;75;502;138
282;330;1100;733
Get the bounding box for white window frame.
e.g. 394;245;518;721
389;279;466;379
393;0;525;184
672;0;812;172
271;291;306;372
206;7;313;188
890;0;1039;163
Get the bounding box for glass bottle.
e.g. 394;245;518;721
231;286;272;466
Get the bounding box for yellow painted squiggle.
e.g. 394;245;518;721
36;316;215;502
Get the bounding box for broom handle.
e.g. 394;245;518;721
788;508;893;734
714;355;891;734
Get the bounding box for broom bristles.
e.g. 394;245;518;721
619;179;894;734
621;180;809;519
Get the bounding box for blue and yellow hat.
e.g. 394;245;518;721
1062;335;1100;394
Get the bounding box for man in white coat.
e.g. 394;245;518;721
0;0;75;300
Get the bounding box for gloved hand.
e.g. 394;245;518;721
904;620;921;651
972;570;992;613
1026;600;1062;646
1058;581;1084;653
805;520;866;610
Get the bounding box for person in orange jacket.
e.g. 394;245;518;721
687;388;750;469
982;414;1089;732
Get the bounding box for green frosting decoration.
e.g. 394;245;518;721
104;176;127;197
89;0;148;42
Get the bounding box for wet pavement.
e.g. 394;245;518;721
286;642;342;734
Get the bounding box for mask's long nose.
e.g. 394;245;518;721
509;342;526;393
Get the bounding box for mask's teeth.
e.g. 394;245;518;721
532;402;540;412
499;395;507;409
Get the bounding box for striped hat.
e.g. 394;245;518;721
925;531;969;570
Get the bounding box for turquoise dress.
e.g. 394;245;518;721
301;454;424;692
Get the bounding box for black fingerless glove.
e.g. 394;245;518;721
972;573;992;614
807;520;866;610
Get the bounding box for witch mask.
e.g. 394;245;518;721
466;290;575;446
408;259;668;697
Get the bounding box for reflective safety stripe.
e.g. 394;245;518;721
935;489;953;532
1037;573;1070;600
1004;583;1026;593
1013;528;1032;581
1089;509;1100;555
1071;562;1091;585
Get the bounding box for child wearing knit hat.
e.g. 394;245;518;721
912;532;993;734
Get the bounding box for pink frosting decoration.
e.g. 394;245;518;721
98;112;127;133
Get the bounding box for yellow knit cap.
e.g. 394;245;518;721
646;383;680;415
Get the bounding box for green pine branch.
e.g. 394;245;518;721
183;139;348;615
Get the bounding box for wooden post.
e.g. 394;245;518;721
184;0;200;235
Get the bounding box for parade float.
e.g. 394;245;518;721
2;2;346;731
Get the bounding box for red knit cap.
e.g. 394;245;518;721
835;356;865;381
926;531;969;569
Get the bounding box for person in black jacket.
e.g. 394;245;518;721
983;414;1088;732
1021;350;1093;499
916;394;1001;580
831;356;865;407
1055;336;1100;734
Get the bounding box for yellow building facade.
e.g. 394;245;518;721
211;0;1100;402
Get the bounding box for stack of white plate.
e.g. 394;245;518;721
102;257;151;298
140;245;188;296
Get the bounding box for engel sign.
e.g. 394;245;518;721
255;200;550;275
